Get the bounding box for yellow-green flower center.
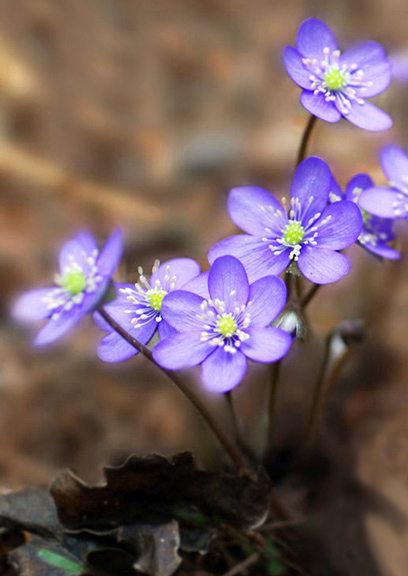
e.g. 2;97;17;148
324;68;347;91
61;270;87;295
147;288;167;311
217;315;237;338
361;208;371;224
283;221;305;245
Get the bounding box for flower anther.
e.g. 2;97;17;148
283;19;392;131
12;229;123;346
47;249;103;318
95;257;201;363
199;296;251;354
120;260;174;327
303;47;370;114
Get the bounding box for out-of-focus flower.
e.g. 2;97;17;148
359;145;408;219
390;50;408;84
209;157;363;285
330;174;400;259
12;230;123;346
283;18;392;131
153;256;292;393
95;258;201;362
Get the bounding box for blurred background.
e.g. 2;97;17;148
2;1;408;572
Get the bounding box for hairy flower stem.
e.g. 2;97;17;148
265;274;294;452
267;360;281;448
296;114;318;166
285;271;293;300
303;330;357;455
302;332;332;453
98;307;249;475
225;392;256;464
301;283;321;308
294;275;303;301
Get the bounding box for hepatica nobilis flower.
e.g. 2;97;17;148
330;174;400;259
12;229;123;346
359;145;408;219
153;256;292;393
95;258;201;362
209;157;363;285
283;18;392;131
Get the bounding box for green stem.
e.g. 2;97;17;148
98;307;249;474
296;114;318;166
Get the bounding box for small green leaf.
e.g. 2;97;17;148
265;539;286;576
267;556;286;576
37;549;83;574
172;504;207;526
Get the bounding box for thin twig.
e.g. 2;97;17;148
296;114;318;166
259;517;305;531
98;307;249;475
221;553;260;576
268;486;293;522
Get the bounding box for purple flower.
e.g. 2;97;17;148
95;258;201;362
283;18;392;131
390;50;408;84
359;145;408;219
330;174;400;259
209;157;363;285
153;256;292;393
12;229;123;346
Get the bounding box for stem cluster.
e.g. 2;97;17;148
100;113;352;522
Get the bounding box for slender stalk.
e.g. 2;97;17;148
296;114;318;166
294;275;303;301
302;332;331;453
285;271;293;301
225;391;255;462
225;391;240;442
267;360;281;448
300;283;321;308
98;307;249;474
325;348;353;397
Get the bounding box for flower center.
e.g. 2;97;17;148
199;298;251;354
350;186;371;224
120;260;178;329
301;47;373;115
216;314;238;338
324;68;347;91
283;221;305;245
361;208;371;224
61;270;87;295
147;288;167;311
